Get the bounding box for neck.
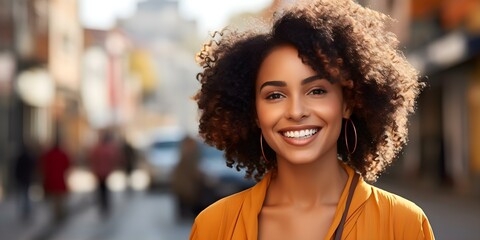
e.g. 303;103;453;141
266;154;348;208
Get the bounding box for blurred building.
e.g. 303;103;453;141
0;0;83;196
405;0;480;194
82;28;140;130
49;0;84;163
118;0;200;136
0;0;16;198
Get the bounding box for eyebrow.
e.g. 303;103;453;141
259;74;326;91
301;75;325;85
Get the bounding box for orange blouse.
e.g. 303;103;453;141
190;165;435;240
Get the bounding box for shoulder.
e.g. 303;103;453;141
198;188;250;221
366;184;434;239
369;185;426;219
190;188;252;239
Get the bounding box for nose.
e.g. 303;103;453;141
285;95;309;121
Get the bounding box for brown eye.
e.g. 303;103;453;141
266;93;283;100
309;88;327;95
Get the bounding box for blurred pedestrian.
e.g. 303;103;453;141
89;130;122;217
13;142;36;222
40;137;71;224
172;136;205;219
121;136;136;194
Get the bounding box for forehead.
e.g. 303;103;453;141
256;44;317;85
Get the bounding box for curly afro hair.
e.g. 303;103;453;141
194;0;422;182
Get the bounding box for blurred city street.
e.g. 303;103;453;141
0;178;479;240
1;0;480;240
0;190;192;240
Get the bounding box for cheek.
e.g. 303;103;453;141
255;101;269;128
329;104;345;125
310;97;345;124
255;100;281;130
325;88;347;120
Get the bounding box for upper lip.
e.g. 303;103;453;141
278;125;321;132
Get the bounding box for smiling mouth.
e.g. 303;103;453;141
281;128;320;139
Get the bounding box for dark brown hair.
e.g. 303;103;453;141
195;0;422;182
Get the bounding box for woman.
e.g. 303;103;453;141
190;0;434;239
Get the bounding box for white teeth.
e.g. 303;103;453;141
283;129;318;138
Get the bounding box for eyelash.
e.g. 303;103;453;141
266;92;284;100
309;88;327;95
265;88;327;100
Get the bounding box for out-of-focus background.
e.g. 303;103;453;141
0;0;479;239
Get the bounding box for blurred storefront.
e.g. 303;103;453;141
49;0;84;162
0;0;83;196
403;0;480;194
82;27;145;138
0;49;15;198
0;0;51;195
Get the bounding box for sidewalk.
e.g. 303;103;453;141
0;192;95;240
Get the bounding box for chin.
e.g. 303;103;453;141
280;153;321;165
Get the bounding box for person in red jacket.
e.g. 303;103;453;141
40;137;71;224
89;130;122;217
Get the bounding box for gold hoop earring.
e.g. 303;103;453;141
260;133;269;163
344;118;357;155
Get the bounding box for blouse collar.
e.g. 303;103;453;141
240;163;372;240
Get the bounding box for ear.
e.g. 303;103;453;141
343;105;352;119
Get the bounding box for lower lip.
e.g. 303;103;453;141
280;130;320;146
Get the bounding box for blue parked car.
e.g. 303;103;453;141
199;143;255;201
143;126;185;189
171;139;255;217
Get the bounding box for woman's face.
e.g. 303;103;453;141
255;45;350;165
